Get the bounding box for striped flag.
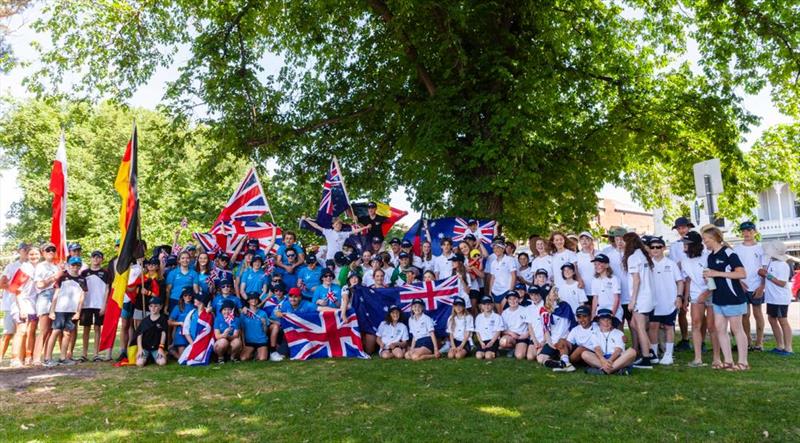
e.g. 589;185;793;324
100;124;141;352
48;131;68;263
178;309;216;366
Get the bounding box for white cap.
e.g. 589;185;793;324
578;231;594;240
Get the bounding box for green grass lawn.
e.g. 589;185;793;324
1;338;799;442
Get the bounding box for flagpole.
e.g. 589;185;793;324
133;120;147;316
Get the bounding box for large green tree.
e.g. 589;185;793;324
25;0;799;235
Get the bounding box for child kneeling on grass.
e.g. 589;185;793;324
446;297;473;359
377;305;408;359
581;308;637;375
213;299;242;364
135;297;167;367
240;292;270;361
499;290;531;359
405;298;440;360
474;296;503;360
269;287;317;361
536;288;577;372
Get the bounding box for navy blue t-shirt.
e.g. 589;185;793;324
707;246;746;306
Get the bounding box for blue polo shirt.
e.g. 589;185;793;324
213;314;241;335
194;271;212;296
211;294;243;316
240;268;267;294
707;246;747;306
312;284;342;308
166;268;198;300
241;309;269;344
272;298;317;321
277;244;304;262
297;265;323;299
169;304;193;347
275;266;299;291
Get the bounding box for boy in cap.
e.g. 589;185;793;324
387;238;402;267
356;202;388;242
269;287;317;361
760;240;793;355
733;221;768;351
43;256;87;367
79;250;111;362
135;297;168;367
647;236;683;365
582;308;637;375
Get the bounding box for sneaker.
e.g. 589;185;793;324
617;366;633;376
78;356;88;363
544;360;564;369
676;340;692;351
60;358;76;366
217;358;225;365
9;359;23;368
553;363;576;373
42;359;58;368
93;355;103;362
649;352;659;364
769;348;785;354
269;351;284;362
585;367;606;375
687;360;707;368
777;350;795;357
230;357;240;363
633;358;653;369
439;342;451;353
659;354;674;366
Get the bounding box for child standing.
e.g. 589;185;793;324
79;250;110;362
43;257;86;367
555;263;587;316
589;254;622;326
647;237;684;366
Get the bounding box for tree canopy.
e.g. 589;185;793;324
14;0;800;237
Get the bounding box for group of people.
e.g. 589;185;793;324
1;213;795;374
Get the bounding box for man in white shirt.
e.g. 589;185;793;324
733;221;768;351
301;217;369;260
433;238;455;279
670;217;694;351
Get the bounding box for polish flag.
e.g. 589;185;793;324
49;132;67;263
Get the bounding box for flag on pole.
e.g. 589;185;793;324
350;202;408;236
210;167;270;232
48;131;68;263
316;156;351;228
100;124;141;352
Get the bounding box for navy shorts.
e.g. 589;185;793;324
745;291;765;306
504;335;530;346
492;292;505;303
766;304;789;318
540;343;560;358
453;339;472;352
478;339;499;353
650;309;677;326
246;342;268;350
414;336;434;352
52;312;76;331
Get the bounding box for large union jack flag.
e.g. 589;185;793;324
451;217;497;245
195;221;283;259
398;275;459;312
178;309;215;366
210;167;271;232
281;309;369;360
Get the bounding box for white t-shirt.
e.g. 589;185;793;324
556;280;586;315
548;303;573;344
551;250;578;287
433;252;455;279
34;261;60;293
419;255;436;274
764;260;792;305
626;249;654;313
668;241;688;276
81;268;110;309
376;321;409;348
651;257;682;316
733;243;768;292
474;312;504;341
591;328;626;355
501;306;530;335
680;254;710;302
408;314;435;339
576;251;596;296
54;274;86;313
1;260;22;312
455;274;474;308
322;228;350;260
517;265;534;285
567;323;600;348
9;261;37;317
489;254;516;295
602;246;630;304
448;314;474;341
591;275;622;320
530;255;553;282
526;303;546;342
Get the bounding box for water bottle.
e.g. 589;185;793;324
706;277;716;291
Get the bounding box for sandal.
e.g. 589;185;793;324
722;362;735;371
687;361;707;368
735;363;750;371
712;362;725;370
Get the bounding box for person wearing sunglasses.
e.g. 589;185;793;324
32;242;62;365
212;278;242;317
274;250;299;290
239;255;267;302
646;236;684;366
312;269;342;308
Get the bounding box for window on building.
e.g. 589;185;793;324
794;198;800;218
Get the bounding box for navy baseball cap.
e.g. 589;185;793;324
505;290;519;299
218;278;233;287
389;237;401;245
739;221;757;231
560;262;575;270
367;202;378;208
271;282;287;293
68;242;82;251
305;254;318;264
468;219;478;225
595;308;613;320
535;268;549;276
388;304;401;313
401;240;413;248
17;242;31;250
514;283;526;291
448;253;465;263
372;236;382;244
452;297;466;306
680;231;703;244
321;269;336;279
647;236;666;246
464;234;477;242
246;291;260;300
148;297;162;306
576;305;591;317
165;255;177;266
398;252;410;259
181;286;195;297
221;299;236;311
90;250;104;258
217;253;230;262
195;291;210;305
251;255;264;264
185;244;197;251
479;296;493;305
672;217;695;230
411;298;425;306
591;254;610;264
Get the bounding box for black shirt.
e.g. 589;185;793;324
136;315;168;351
707;246;746;306
357;214;388;240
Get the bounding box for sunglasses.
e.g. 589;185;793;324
286;254;297;258
650;245;664;250
323;275;333;278
220;284;232;288
272;279;281;283
44;247;56;253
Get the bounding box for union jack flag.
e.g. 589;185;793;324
281;309;369;360
451;217;497;245
194;221;282;259
326;288;337;304
178;309;215;366
210;167;271;231
261;294;282;318
315;157;350;228
398;275;459;312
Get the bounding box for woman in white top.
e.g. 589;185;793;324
679;231;719;367
446;297;474;359
589;254;622;325
33;243;62;365
549;232;582;288
529;237;553;283
576;232;596;304
377;305;409;359
419;241;436;274
516;252;534;287
623;232;656;368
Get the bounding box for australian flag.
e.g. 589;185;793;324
316;156;350;228
351;276;459;337
403;217;496;255
280;309;369;360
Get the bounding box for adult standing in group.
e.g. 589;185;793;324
702;226;750;371
355;202;388;244
622;232;656;369
733;221;767;352
31;242;61;365
575;232;596;306
486;240;516;313
529;236;553;283
0;243;29;365
670;217;694;351
165;251;198;312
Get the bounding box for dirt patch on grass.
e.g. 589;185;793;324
0;366;97;393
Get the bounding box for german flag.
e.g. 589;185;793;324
99;124;141;352
350;201;408;237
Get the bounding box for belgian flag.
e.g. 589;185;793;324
99;124;141;352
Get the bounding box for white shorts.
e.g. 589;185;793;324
2;314;16;335
35;289;55;316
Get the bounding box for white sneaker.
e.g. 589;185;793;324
439;342;451;353
269;351;284;362
553;363;576;373
659;353;674;366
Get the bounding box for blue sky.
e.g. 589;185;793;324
0;7;794;238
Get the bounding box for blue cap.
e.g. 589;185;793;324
271;281;287;293
453;296;466;306
68;242;82;251
514;283;526;291
591;254;610;264
147;297;162;306
218;278;232;288
165;255;177;266
389;238;401;245
305;254;317;264
464;234;476;242
401;240;413;248
194;291;210;305
411;298;425;306
479;295;493;305
535;268;549;276
216;253;230;262
672;217;695;230
371;236;383;244
504;290;520;299
595;308;613;320
576;305;591;316
67;256;82;266
181;286;195;297
398;252;410;259
246;291;260;300
367;202;378;208
560;262;575;270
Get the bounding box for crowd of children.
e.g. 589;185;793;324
0;216;795;373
